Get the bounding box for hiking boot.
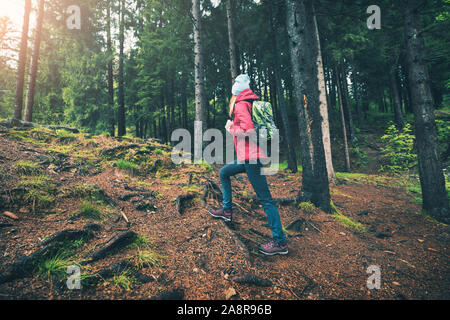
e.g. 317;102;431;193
209;207;232;222
258;240;288;256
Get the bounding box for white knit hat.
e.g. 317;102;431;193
232;74;250;96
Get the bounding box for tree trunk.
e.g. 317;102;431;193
339;60;356;145
226;0;239;80
336;66;351;172
267;1;298;173
106;0;115;136
390;65;405;129
312;8;336;184
404;0;449;222
286;0;331;212
24;0;45;122
192;0;207;161
13;0;32;120
117;0;126;137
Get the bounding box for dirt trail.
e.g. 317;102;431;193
0;128;449;300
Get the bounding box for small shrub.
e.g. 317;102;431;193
130;234;152;249
380;123;417;174
80;201;103;220
37;254;76;281
111;270;136;290
134;249;164;269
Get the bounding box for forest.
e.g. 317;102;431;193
0;0;449;301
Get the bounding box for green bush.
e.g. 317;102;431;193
380;123;417;174
436;119;450;157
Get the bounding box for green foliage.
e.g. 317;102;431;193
16;160;41;175
134;249;164;269
111;270;136;290
129;234;152;250
80;201;103;220
435;119;450;156
298;201;315;214
332;212;366;232
380;123;417;174
37;254;76;281
350;145;369;168
115;160;139;174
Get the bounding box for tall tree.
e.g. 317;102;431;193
404;0;449;223
336;66;351;172
13;0;31;121
390;64;405;129
117;0;126;137
312;7;336;184
106;0;115;136
192;0;207;161
286;0;331;212
24;0;45;122
267;0;298;173
226;0;239;80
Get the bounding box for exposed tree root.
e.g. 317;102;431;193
85;230;138;263
176;193;196;215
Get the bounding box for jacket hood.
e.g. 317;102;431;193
235;88;259;103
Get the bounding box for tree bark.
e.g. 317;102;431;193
13;0;32;120
312;8;336;184
267;1;298;173
339;60;356;145
390;65;405;129
24;0;45;122
336;66;351;172
117;0;126;137
404;0;449;222
106;0;115;136
192;0;207;161
226;0;239;80
286;0;331;212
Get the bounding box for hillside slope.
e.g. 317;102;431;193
0;126;449;299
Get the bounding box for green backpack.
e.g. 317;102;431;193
251;101;278;140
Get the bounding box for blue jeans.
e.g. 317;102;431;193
219;160;286;244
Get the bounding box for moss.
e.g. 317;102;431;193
332;212;366;231
16;160;41;175
330;189;353;199
115;160;139;175
19;175;56;194
298;201;315;214
183;184;200;194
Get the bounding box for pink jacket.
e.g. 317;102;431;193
227;89;267;162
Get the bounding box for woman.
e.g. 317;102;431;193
209;74;288;256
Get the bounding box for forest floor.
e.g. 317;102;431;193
0;124;449;300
